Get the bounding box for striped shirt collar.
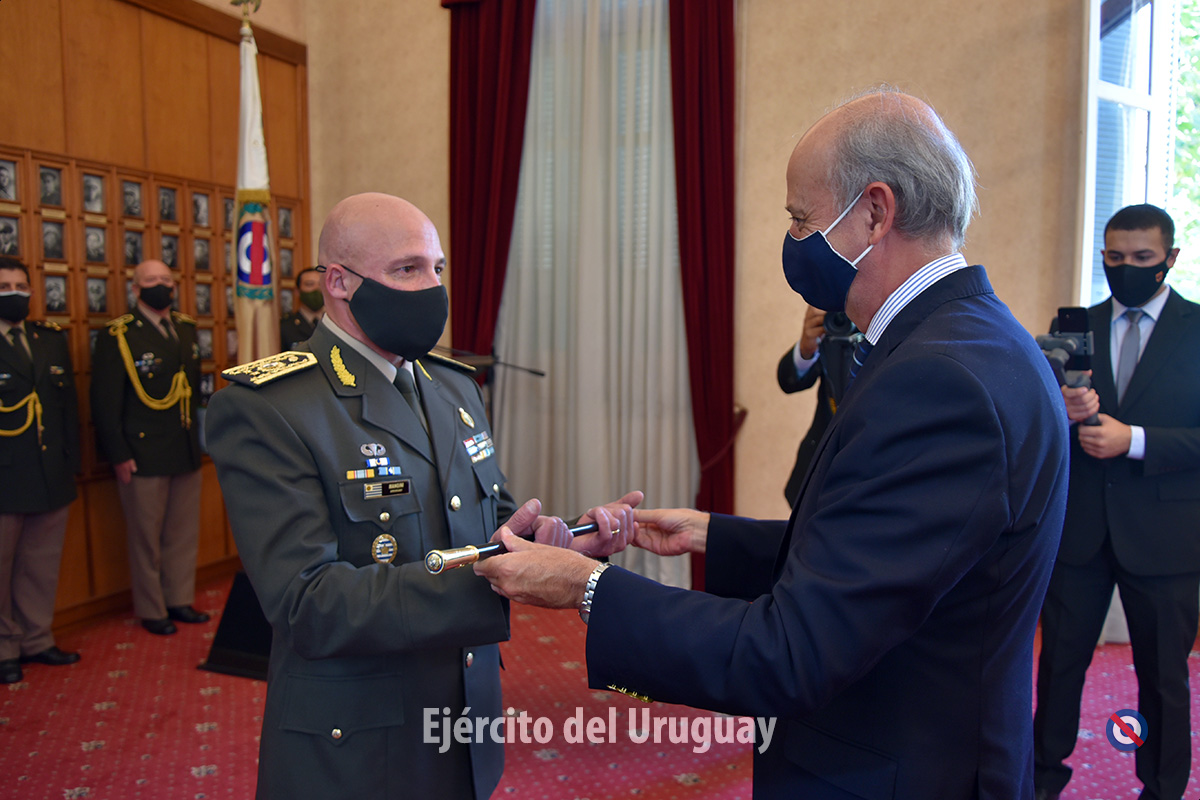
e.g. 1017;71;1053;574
863;252;970;344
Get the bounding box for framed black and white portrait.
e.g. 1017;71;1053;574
278;207;293;239
122;181;142;217
124;230;143;266
193;238;210;272
39;166;62;206
280;288;294;314
82;174;105;214
0;217;18;256
196;327;214;359
158;187;177;222
279;247;293;278
224;240;233;275
225;284;234;315
125;279;136;312
85;226;106;262
42;220;64;260
223;198;235;230
86;277;108;314
199;371;215;407
89;328;100;354
160;233;178;268
0;160;18;202
195;282;212;316
193;192;210;228
44;274;67;313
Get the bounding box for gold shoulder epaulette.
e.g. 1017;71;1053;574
171;311;196;325
423;352;476;373
222;351;317;388
106;313;134;328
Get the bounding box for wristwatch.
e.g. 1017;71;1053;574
578;563;611;624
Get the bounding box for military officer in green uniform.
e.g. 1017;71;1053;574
90;260;209;636
0;258;81;684
280;266;323;349
206;193;639;799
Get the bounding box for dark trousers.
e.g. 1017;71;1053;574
1034;539;1199;800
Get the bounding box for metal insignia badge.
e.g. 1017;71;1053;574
360;443;386;457
49;365;64;375
372;533;398;564
458;407;475;428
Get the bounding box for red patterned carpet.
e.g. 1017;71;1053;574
1;576;1198;799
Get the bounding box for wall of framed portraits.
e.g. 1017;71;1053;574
0;0;311;628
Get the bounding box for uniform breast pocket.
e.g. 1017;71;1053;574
470;457;506;533
338;478;424;566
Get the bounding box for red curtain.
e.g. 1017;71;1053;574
442;0;538;360
669;0;739;589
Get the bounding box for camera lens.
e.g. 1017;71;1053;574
823;312;855;336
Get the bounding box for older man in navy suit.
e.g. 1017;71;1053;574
476;89;1070;799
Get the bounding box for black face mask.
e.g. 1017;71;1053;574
336;265;448;362
0;291;30;323
139;284;174;311
1104;261;1169;308
299;290;324;311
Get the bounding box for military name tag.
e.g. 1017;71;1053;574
364;479;411;500
372;534;398;564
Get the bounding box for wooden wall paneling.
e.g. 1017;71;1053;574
85;479;131;598
197;461;228;565
55;496;93;609
0;1;67;154
61;0;146;169
261;56;301;200
140;10;212;181
208;38;241;187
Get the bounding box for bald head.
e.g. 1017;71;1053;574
133;259;173;285
317;193;447;362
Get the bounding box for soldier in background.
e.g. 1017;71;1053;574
90;260;207;636
0;257;81;683
279;267;324;349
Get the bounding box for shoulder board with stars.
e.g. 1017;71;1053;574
30;319;64;332
221;351;317;387
171;311;196;325
106;313;135;328
423;352;476;374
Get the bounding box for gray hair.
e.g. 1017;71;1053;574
826;88;978;250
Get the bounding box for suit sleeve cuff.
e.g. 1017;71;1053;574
792;340;820;373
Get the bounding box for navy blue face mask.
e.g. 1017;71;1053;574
1104;261;1169;308
781;190;873;312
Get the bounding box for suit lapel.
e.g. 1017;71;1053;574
415;361;468;489
1120;291;1187;412
0;327;33;379
1089;301;1118;411
308;325;435;464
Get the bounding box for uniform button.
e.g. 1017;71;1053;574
379;511;390;522
449;496;462;511
42;445;48;451
492;483;499;494
331;728;342;740
147;372;154;379
138;432;145;438
465;651;474;668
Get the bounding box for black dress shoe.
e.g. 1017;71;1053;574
20;646;81;666
167;605;210;624
0;659;21;684
141;618;178;635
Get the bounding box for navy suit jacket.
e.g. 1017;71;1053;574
586;267;1069;799
1054;291;1200;574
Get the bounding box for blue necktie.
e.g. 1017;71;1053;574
848;337;874;382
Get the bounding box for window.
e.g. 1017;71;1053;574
1080;0;1179;304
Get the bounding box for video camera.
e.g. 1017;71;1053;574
819;311;864;405
1034;306;1099;426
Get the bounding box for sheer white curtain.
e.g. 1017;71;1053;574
492;0;697;587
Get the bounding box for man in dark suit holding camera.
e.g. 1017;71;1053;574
1034;204;1200;800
